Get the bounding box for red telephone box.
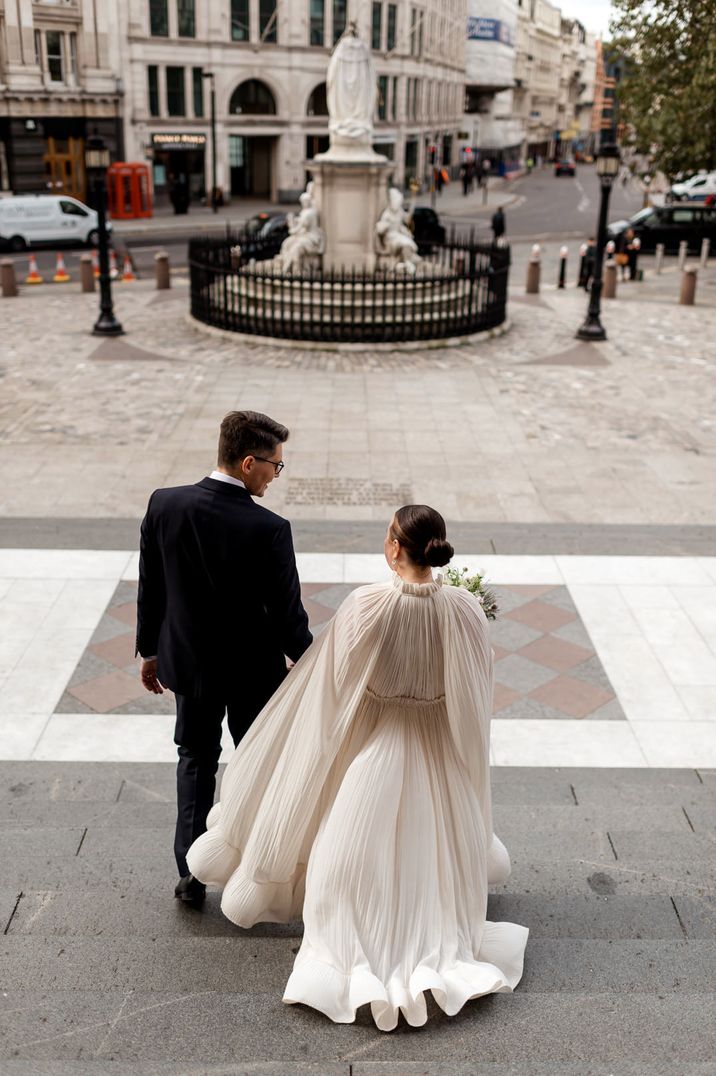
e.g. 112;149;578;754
106;162;153;219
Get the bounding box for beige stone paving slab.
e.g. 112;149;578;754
1;276;714;523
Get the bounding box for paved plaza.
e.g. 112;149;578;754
1;250;714;1071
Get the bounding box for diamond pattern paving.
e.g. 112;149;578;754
54;582;625;721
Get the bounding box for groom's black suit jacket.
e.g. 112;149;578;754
136;477;312;699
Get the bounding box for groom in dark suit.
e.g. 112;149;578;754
137;410;312;906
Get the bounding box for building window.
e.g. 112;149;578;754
409;7;417;56
46;31;63;81
148;65;160;116
231;0;249;40
333;0;346;43
166;66;185;116
307;82;328;116
377;74;388;121
150;0;169;36
68;32;78;79
309;0;324;46
34;29;42;67
229;78;277;115
177;0;195;37
387;4;397;50
371;2;382;50
192;66;204;116
259;0;277;42
390;74;397;119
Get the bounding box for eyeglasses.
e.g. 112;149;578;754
252;455;285;475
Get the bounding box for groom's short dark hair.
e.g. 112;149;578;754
218;411;290;466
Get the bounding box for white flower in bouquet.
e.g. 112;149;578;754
444;566;499;621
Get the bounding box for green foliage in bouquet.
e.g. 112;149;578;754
444;566;499;621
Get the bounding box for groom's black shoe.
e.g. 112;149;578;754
174;873;206;907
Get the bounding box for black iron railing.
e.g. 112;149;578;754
188;230;510;344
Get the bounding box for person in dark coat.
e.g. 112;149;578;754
491;207;506;243
137;410;312;906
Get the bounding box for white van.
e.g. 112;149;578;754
0;194;111;251
667;172;716;203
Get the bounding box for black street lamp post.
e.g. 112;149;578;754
576;143;620;342
202;71;217;212
85;135;123;336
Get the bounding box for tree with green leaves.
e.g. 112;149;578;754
609;0;716;179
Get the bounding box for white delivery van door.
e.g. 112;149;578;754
58;198;90;241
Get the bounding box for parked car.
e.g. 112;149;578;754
0;194;111;251
666;172;716;203
238;211;289;261
554;159;576;177
410;206;446;253
607;204;716;254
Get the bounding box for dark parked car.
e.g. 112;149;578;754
410;206;446;253
608;204;716;254
554;159;576;177
238;211;289;261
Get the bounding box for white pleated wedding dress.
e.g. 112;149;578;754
187;574;528;1031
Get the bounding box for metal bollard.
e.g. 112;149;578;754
558;245;568;289
603;259;618;298
700;238;710;269
154;250;171;290
79;254;95;293
525;243;540;293
1;258;18;298
654;243;665;274
679;266;697;305
606;239;616;257
678;240;688;270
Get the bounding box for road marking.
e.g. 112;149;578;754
574;177;590;213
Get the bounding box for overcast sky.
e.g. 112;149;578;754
558;0;614;37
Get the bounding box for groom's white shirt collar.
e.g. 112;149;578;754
210;469;246;489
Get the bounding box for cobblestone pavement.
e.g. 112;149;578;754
0;263;714;524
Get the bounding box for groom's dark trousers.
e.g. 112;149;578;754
137;477;312;876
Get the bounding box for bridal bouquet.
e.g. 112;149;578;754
444;566;499;621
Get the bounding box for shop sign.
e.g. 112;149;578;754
151;133;207;150
467;17;514;46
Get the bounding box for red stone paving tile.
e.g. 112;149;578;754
300;583;329;597
506;600;576;633
89;633;136;669
529;675;613;719
68;669;146;713
302;596;336;627
109;601;138;628
492;683;522;713
492;644;510;662
517;635;593;672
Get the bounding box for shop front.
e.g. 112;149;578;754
150;132;206;208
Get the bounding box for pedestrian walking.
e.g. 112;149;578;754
491;206;505;244
580;236;596;290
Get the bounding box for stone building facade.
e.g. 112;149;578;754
119;0;467;206
0;0;122;199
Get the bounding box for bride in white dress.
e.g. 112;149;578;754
187;505;528;1031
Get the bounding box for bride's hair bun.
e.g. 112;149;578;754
424;537;454;567
391;505;454;568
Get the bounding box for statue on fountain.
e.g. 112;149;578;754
375;187;422;274
278;182;325;272
323;22;380;160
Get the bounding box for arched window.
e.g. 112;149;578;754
306;82;328;117
229;79;277;115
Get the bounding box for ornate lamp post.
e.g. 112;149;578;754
576;142;620;341
85;134;123;336
201;70;217;212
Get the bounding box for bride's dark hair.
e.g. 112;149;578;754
391;505;454;568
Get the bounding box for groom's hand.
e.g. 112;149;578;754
140;657;164;694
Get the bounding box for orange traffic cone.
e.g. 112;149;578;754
25;254;43;285
121;254;136;282
92;249;100;278
53;252;70;283
109;249;119;280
